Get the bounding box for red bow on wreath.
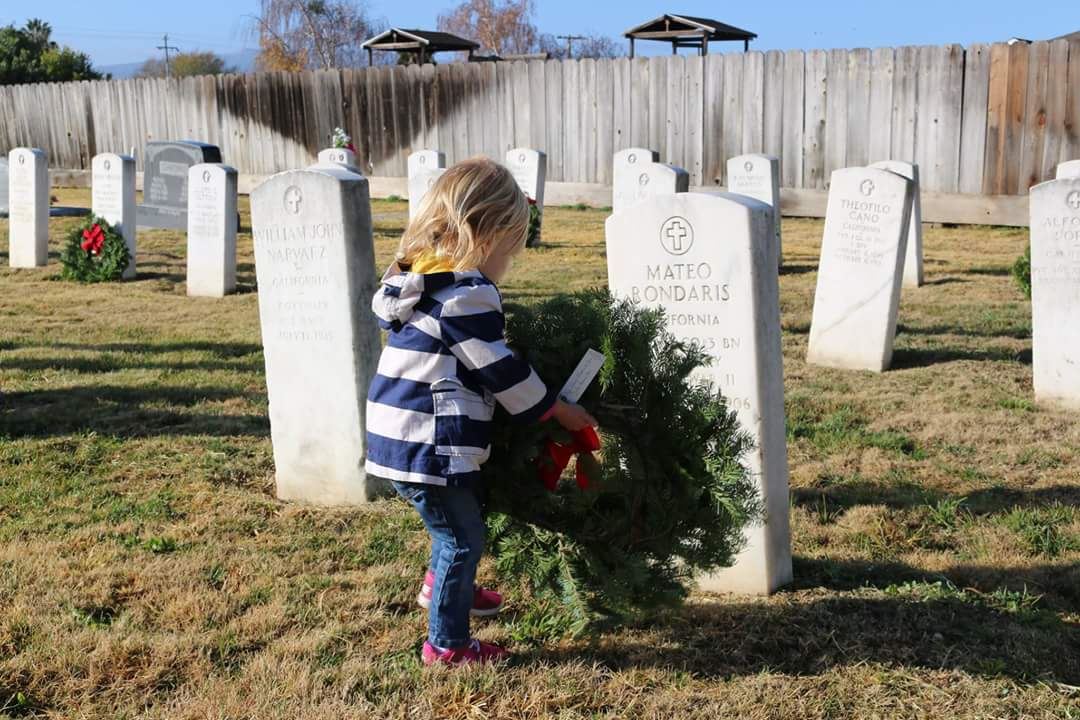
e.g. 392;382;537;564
81;224;105;255
537;426;601;491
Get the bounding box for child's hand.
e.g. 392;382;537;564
551;399;598;431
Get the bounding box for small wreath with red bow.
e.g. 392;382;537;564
60;215;131;282
525;197;542;248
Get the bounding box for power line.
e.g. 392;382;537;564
156;34;180;78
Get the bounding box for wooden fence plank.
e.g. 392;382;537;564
512;60;531;149
1062;40;1080;166
702;54;724;186
629;57;649;148
803;49;827;189
596;58;615;184
648;56;668;160
867;47;894;164
983;42;1010;194
763;50;784;163
917;44;964;192
824;49;848;185
741;51;764;154
684;55;704;186
781;49;805;188
722;52;744;184
434;64;455;164
666;55;686;172
544;60;562;180
466;63;485;161
1018;41;1050;192
528;60;547;155
959;44;991;193
1038;40;1069;178
496;61;515;158
563;59;582;181
891;45;918;163
581;58;598;182
612;57;630;152
1003;42;1030;194
846;48;872;167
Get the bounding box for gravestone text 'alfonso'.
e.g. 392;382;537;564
606;192;793;595
807;167;914;372
407;150;447;220
870;160;924;287
1030;177;1080;409
187;163;238;298
8;148;49;268
727;154;782;262
251;167;384;504
137;141;222;230
505;148;547;247
92;153;137;279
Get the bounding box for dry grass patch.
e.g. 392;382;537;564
0;191;1077;718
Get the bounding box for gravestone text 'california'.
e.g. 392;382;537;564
606;192;793;595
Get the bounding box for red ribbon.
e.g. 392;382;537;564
537;426;601;491
81;224;105;255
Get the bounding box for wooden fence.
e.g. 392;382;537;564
0;40;1077;196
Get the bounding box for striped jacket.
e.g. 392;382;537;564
365;266;557;487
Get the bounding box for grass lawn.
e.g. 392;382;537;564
0;188;1077;719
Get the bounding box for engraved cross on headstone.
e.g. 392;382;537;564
667;220;688;252
285;186;302;214
1068;191;1080;211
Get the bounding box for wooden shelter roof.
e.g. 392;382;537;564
623;14;756;42
362;28;479;52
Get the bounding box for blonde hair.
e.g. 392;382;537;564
397;156;530;271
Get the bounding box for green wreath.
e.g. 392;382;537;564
525;199;542;248
60;215;131;283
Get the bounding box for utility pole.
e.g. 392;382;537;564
556;34;586;59
156;33;180;78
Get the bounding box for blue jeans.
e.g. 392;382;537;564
392;480;485;648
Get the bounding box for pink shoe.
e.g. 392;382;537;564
422;638;509;666
417;571;504;617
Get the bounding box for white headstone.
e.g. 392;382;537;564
505;148;547;246
317;147;360;172
408;149;446;178
807;167;914;372
613;160;689;215
1030;178;1080;409
8;148;49;268
612;147;660;213
408;167;447;220
1057;160;1080;179
186;163;238;298
606;192;792;595
870;160;923;287
91;153;137;279
251;166;384;504
727;154;782;263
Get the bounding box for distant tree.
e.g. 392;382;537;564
0;18;101;85
135;51;235;79
540;33;622;60
437;0;538;57
249;0;386;70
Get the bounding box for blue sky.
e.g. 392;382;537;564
2;0;1074;67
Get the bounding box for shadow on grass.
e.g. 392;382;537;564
919;276;971;286
778;263;816;276
791;482;1080;517
896;322;1031;340
0;384;268;438
891;346;1029;369
7;340;262;357
967;266;1012;277
527;560;1080;684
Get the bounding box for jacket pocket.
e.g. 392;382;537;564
431;378;494;457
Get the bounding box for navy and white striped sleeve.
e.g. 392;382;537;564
439;284;557;424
